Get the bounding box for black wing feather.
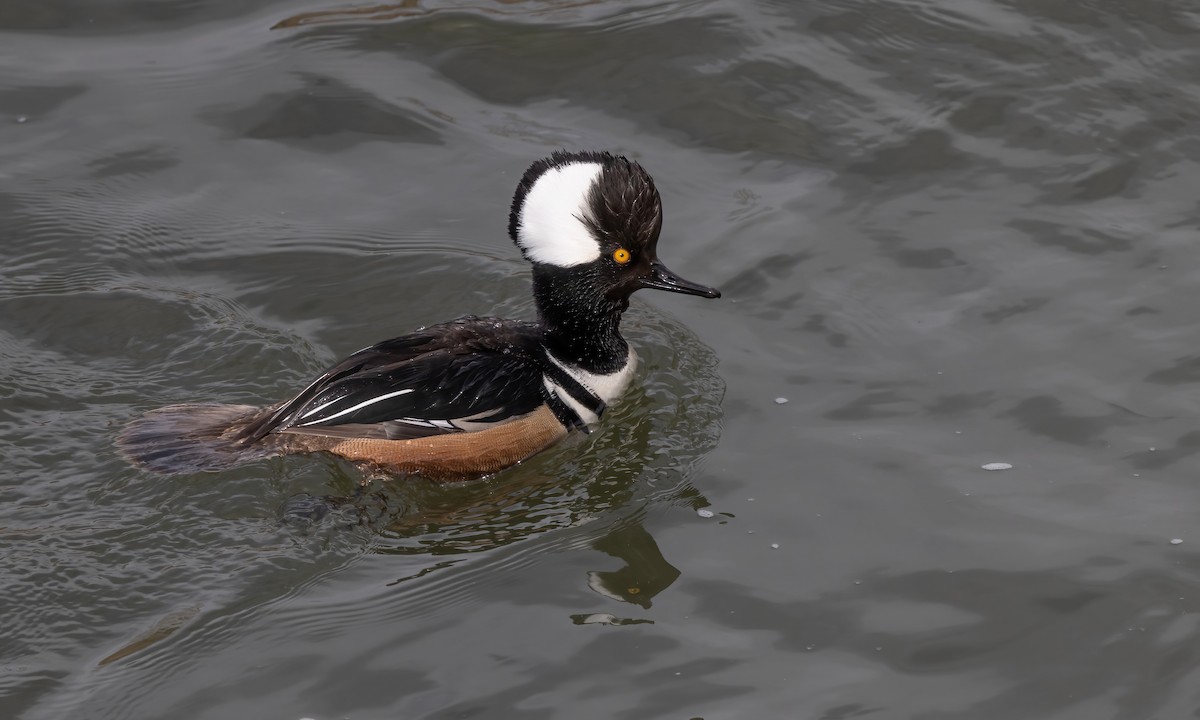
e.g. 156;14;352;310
236;317;548;442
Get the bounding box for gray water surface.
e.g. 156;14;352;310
4;1;1200;718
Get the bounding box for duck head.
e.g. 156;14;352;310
508;150;721;310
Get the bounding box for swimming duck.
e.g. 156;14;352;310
118;150;720;479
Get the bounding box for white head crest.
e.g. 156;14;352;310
512;161;603;267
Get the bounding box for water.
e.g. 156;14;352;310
4;1;1200;718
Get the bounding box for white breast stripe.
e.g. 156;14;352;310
544;377;601;426
299;388;415;426
544;348;638;405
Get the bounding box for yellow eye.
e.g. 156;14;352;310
612;248;631;264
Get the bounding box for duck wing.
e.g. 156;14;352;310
236;317;548;442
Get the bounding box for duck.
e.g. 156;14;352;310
117;150;721;479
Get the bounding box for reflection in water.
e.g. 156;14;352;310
97;606;199;667
569;613;653;626
587;522;681;608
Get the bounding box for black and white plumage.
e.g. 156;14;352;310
236;317;550;441
235;316;610;441
118;150;720;478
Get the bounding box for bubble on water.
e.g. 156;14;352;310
982;462;1013;471
1170;538;1183;545
696;508;714;518
15;115;28;123
774;397;788;405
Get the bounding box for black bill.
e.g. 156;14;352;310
640;261;721;298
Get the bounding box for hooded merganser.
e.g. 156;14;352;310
118;150;720;479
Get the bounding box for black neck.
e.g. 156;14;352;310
532;267;629;375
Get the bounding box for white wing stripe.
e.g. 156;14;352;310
397;418;435;428
298;388;415;426
394;417;460;431
298;396;343;420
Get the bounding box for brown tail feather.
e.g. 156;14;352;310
116;403;279;474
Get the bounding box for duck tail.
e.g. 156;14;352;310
116;403;279;474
